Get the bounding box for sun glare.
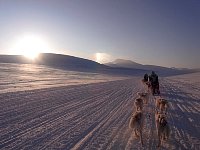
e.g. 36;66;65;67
96;53;103;63
11;34;50;59
95;53;111;63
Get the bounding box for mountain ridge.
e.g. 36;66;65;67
105;59;171;69
0;53;196;76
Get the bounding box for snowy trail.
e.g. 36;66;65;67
0;79;143;150
158;77;200;150
0;73;200;150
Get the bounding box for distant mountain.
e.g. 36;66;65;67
106;59;142;68
0;54;196;76
105;59;168;70
0;53;147;76
105;59;196;76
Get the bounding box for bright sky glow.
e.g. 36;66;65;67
95;53;111;63
10;34;50;59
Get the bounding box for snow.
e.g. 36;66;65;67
0;64;200;149
0;63;125;94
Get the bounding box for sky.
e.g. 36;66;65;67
0;0;199;68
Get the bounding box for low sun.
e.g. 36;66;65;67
96;53;103;63
12;34;50;60
95;53;110;63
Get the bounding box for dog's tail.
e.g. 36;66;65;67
129;117;134;129
129;116;136;129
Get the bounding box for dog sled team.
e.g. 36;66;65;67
142;71;160;95
129;71;170;148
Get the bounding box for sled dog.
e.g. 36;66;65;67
137;92;149;104
129;111;144;145
134;97;143;111
155;97;169;113
155;111;170;147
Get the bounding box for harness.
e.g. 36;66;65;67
159;117;167;127
132;113;141;122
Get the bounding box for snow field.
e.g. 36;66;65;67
0;63;125;94
0;72;200;149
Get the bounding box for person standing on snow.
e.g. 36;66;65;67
149;71;160;95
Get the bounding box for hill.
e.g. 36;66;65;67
0;53;147;76
105;59;196;76
0;54;196;76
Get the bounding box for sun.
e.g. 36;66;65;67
96;53;103;63
95;53;111;63
12;34;50;60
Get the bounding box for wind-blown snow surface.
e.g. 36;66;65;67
0;63;125;94
0;64;200;150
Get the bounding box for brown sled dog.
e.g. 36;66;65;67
137;92;149;104
155;111;170;147
129;111;144;145
134;97;144;111
155;97;169;113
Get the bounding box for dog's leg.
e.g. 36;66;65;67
156;99;160;109
163;130;167;140
162;128;166;141
139;127;143;146
134;128;139;137
165;125;170;140
155;120;159;135
160;105;163;113
144;97;147;104
160;104;164;113
157;129;161;147
161;133;164;142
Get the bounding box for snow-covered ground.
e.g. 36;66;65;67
0;64;199;150
0;63;125;94
158;73;200;150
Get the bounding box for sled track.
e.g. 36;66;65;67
0;76;200;150
0;79;143;150
157;78;200;150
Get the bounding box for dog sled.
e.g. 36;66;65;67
150;83;160;96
